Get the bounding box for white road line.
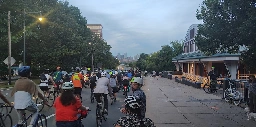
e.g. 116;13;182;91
26;114;55;127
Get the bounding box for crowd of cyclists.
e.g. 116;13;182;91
0;66;155;127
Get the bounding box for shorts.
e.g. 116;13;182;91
74;87;82;95
111;87;118;93
39;86;49;91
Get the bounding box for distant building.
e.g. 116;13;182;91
87;24;103;38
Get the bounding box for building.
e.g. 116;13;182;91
172;24;243;86
87;24;103;38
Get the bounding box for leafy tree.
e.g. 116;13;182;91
196;0;256;71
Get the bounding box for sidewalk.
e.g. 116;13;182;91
143;77;256;127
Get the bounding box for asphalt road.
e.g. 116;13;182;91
0;86;128;127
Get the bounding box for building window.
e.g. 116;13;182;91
190;40;194;52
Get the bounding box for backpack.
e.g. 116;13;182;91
90;76;96;83
40;74;47;82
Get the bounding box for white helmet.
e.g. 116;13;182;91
131;77;143;85
101;71;107;77
62;82;74;90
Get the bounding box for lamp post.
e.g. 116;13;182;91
23;9;42;65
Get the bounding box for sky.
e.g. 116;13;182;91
68;0;204;57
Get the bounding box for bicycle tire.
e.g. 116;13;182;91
223;89;231;102
96;108;102;127
0;103;8;115
2;114;12;127
203;84;211;94
233;91;242;106
36;98;45;112
46;92;54;107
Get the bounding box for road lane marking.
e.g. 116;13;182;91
27;114;55;127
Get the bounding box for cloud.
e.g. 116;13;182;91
68;0;204;57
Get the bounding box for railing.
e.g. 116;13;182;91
238;74;256;80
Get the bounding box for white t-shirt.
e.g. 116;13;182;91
94;77;110;94
39;74;50;86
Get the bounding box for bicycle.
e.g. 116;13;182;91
203;79;219;94
77;107;91;127
96;94;107;127
223;79;242;106
0;103;13;127
12;109;47;127
35;87;54;112
110;92;116;105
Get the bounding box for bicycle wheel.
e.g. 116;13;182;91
2;114;12;127
223;89;231;102
233;91;242;106
36;98;45;112
96;108;102;127
203;84;211;94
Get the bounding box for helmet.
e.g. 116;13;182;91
131;77;143;85
75;67;80;72
124;95;141;109
101;71;106;77
62;82;74;90
18;66;31;77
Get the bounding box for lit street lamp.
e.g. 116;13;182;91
23;9;43;65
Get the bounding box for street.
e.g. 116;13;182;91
1;77;256;127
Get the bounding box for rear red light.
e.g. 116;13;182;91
124;86;127;88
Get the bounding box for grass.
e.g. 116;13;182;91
0;78;41;89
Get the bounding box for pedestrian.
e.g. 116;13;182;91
248;75;256;115
207;67;217;91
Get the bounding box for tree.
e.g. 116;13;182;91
196;0;256;71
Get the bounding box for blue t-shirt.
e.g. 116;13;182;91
127;72;132;79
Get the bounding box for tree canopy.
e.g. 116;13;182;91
196;0;256;71
135;40;183;72
0;0;119;75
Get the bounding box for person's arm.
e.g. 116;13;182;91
115;125;121;127
0;91;11;105
49;76;55;85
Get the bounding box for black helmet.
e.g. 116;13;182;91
18;66;31;77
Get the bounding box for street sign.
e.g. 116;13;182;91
3;57;16;66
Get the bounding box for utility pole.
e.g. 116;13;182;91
8;11;12;85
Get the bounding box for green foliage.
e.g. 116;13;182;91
0;0;117;75
135;40;183;72
196;0;256;71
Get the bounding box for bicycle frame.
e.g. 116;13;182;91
13;110;47;127
0;104;13;127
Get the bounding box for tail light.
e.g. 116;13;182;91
124;86;127;89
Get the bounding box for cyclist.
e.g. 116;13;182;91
114;95;155;127
71;67;84;100
122;74;130;95
93;71;112;114
39;69;55;97
0;91;12;106
109;74;118;101
116;72;122;90
208;66;217;91
52;66;63;95
121;77;146;119
90;72;97;97
54;82;88;127
11;66;47;127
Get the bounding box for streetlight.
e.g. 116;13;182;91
23;9;43;65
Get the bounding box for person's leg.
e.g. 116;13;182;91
94;93;101;103
249;92;254;112
26;103;39;126
253;93;256;113
103;94;108;111
16;109;25;124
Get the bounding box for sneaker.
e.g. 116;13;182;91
104;109;108;115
